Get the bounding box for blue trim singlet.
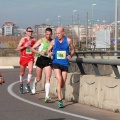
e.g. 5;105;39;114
53;36;69;66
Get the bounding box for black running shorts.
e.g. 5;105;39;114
52;63;68;72
36;56;52;69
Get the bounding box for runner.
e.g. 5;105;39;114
16;27;36;94
31;27;53;102
47;26;75;108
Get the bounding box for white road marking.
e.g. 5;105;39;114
7;80;98;120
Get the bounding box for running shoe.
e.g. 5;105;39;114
58;100;64;108
19;84;24;94
44;97;51;103
31;82;37;94
25;83;31;92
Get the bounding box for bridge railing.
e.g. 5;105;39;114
70;51;120;78
75;51;120;58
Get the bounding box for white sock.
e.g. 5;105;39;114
20;75;23;83
34;77;37;83
45;82;50;98
27;74;32;83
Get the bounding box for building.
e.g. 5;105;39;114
2;21;19;36
34;24;56;39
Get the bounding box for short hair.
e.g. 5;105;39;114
26;27;32;31
45;27;52;33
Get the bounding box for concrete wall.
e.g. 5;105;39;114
0;57;19;66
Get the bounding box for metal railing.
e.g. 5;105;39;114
75;51;120;58
70;51;120;78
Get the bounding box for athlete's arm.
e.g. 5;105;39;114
46;40;54;56
67;38;75;59
16;38;25;51
31;39;42;55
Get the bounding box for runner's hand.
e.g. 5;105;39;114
24;42;29;47
67;54;72;60
39;52;45;56
0;75;5;85
49;52;53;57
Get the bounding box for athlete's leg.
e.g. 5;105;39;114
19;65;26;94
31;66;42;94
20;65;26;84
54;69;63;100
54;69;64;108
25;61;34;92
61;71;67;88
44;66;52;99
36;66;43;82
27;61;34;83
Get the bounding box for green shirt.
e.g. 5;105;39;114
38;38;50;57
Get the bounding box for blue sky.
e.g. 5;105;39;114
0;0;119;28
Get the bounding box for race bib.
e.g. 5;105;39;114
57;51;66;59
26;48;32;54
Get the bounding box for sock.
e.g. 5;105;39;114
59;100;62;102
45;82;50;98
27;74;32;83
34;77;37;83
20;75;23;84
33;77;37;87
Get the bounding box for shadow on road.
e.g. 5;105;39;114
44;118;65;120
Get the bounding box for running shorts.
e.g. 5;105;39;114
20;56;34;67
36;56;52;69
52;63;68;72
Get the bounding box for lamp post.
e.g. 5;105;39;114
91;4;97;50
72;10;77;45
114;0;118;53
58;15;61;26
86;12;88;49
46;19;49;27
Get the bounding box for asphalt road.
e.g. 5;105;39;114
0;68;120;120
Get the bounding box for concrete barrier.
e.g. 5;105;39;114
0;57;19;66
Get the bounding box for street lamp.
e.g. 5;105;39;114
72;10;77;45
73;10;77;24
58;15;61;26
91;4;97;50
114;0;118;53
46;19;49;27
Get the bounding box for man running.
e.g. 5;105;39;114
16;27;36;94
31;27;53;102
47;26;75;108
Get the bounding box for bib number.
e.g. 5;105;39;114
57;51;66;59
26;48;32;54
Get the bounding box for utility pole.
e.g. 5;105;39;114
86;12;88;49
77;14;80;48
114;0;118;53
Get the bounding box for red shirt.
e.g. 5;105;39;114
20;37;35;58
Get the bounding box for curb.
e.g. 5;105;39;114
0;66;36;69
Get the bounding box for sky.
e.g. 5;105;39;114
0;0;119;28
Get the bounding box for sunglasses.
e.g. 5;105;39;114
27;31;33;32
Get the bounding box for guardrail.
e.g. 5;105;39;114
75;51;120;58
70;51;120;78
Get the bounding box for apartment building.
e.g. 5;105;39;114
2;21;19;36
